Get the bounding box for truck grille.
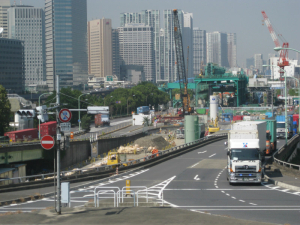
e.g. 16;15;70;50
235;165;256;173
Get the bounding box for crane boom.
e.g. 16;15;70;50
261;10;289;81
173;9;192;115
261;11;280;47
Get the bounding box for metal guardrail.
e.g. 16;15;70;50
0;133;227;185
273;134;300;171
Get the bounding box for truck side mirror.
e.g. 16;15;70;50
227;151;230;156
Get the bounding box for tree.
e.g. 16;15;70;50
0;85;11;135
289;88;297;96
81;114;91;132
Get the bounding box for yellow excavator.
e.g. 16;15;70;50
107;151;128;168
208;116;220;134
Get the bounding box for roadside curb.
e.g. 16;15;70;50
263;173;300;192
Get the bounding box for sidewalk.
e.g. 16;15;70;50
0;206;277;225
264;161;300;191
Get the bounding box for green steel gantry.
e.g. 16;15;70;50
164;63;248;107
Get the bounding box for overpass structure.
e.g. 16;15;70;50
163;63;248;107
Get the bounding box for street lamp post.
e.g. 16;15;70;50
289;77;300;133
127;95;135;115
38;92;53;139
78;93;90;132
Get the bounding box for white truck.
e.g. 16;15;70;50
176;128;184;139
226;121;266;184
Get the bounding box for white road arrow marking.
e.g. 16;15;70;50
198;151;207;154
194;175;200;180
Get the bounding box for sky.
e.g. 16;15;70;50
12;0;300;67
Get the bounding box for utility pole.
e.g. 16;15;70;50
56;75;61;214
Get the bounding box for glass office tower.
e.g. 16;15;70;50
45;0;88;90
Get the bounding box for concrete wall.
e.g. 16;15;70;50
61;141;91;169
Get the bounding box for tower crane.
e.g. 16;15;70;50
261;11;289;81
173;9;193;115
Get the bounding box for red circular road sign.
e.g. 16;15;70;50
59;108;72;123
41;135;55;150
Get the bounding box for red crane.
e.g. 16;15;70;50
261;11;289;81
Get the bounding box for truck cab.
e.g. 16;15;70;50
227;147;262;184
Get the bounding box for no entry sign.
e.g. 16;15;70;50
41;135;55;150
59;108;72;123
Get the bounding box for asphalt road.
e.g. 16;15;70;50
1;138;299;224
67;117;133;139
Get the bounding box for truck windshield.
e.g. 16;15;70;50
230;149;259;161
276;123;285;128
102;115;109;118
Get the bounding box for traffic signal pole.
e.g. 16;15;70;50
56;75;61;214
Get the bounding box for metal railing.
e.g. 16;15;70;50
0;133;227;185
273;134;300;171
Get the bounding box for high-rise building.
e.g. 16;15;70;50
112;29;120;79
0;38;24;93
7;5;45;88
118;23;154;82
120;9;188;82
254;54;263;73
183;12;193;78
159;28;165;81
88;18;112;78
227;33;237;68
121;10;160;82
141;10;160;82
45;0;88;90
120;12;141;27
193;28;206;76
246;57;254;68
0;0;10;38
206;31;229;67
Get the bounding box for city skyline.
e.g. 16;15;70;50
11;0;300;68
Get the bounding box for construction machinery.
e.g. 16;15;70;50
262;11;289;81
208;116;220;134
107;151;128;168
173;9;193;115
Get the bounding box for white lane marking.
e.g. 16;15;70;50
215;186;218;188
226;194;230;196
0;211;32;213
221;191;225;193
271;186;280;189
209;153;216;158
292;192;300;195
194;175;200;181
239;200;245;202
9;204;18;206
191;163;199;168
189;209;300;211
198;151;207;154
280;189;290;192
163;189;269;191
149;176;176;199
249;203;257;205
231;197;236;199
